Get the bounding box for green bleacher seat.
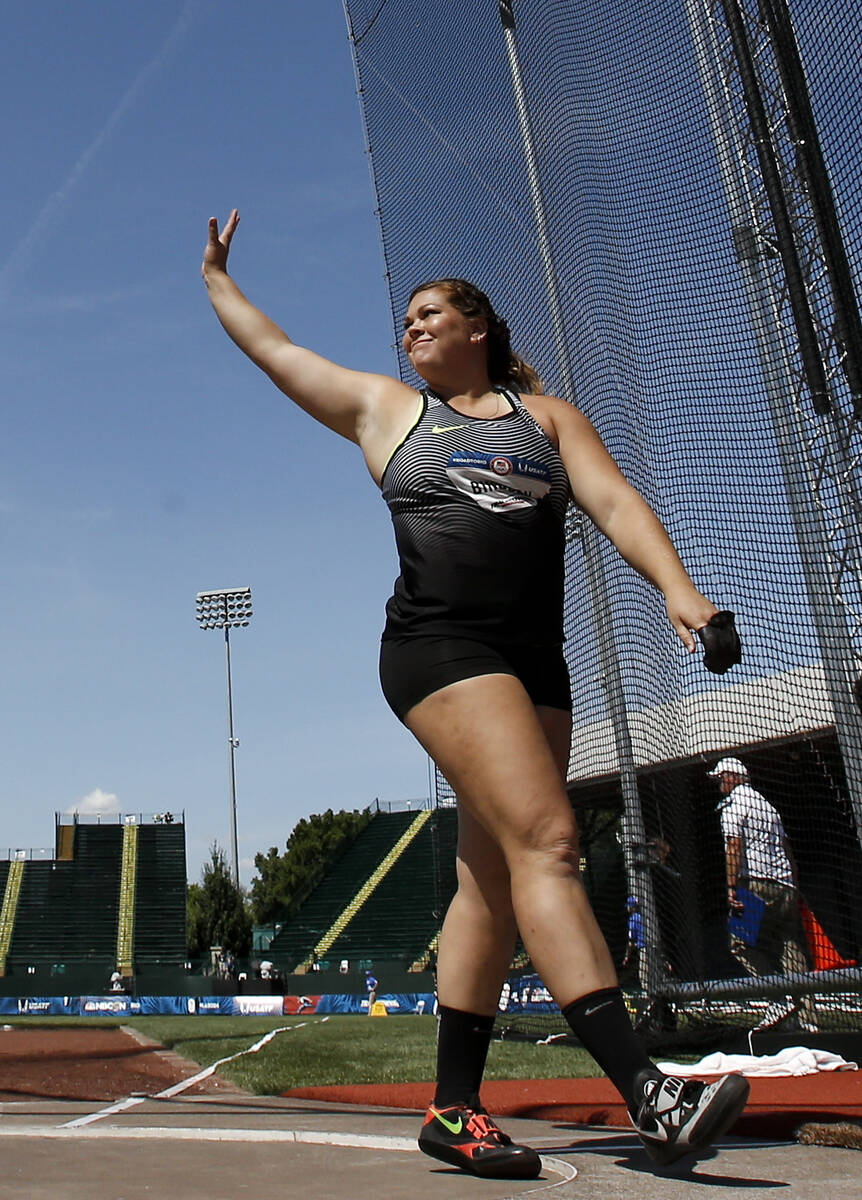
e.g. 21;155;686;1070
133;824;187;968
271;809;457;970
3;820;187;978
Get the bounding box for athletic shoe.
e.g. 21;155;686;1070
418;1102;542;1179
632;1070;750;1166
752;999;797;1031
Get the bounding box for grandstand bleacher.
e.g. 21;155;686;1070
133;822;187;971
325;813;440;967
0;814;187;991
267;807;458;973
9;825;123;974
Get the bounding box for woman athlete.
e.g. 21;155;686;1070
203;210;748;1181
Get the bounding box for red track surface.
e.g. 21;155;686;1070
285;1073;862;1140
0;1027;234;1102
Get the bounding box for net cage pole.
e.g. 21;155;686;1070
497;1;667;995
712;0;862;559
684;0;862;852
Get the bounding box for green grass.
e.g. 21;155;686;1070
138;1015;607;1095
4;1014;605;1095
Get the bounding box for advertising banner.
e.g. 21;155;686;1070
0;996;81;1016
282;994;321;1014
0;992;437;1017
194;996;236;1016
498;974;558;1015
230;995;285;1017
137;995;198;1016
79;995;144;1017
314;993;435;1016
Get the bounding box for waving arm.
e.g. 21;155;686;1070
201;210;402;447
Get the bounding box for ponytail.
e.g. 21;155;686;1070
508;355;544;395
485;311;544;394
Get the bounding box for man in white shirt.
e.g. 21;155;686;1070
708;758;816;1032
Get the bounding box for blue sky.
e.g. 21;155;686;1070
1;2;429;884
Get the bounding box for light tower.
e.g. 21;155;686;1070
195;587;253;887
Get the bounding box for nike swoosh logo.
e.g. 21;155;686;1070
431;424;466;434
432;1109;463;1135
583;1001;614;1016
640;1123;670;1142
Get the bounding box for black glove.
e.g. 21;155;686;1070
697;610;742;674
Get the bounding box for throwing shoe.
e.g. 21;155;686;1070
418;1102;542;1179
632;1070;750;1167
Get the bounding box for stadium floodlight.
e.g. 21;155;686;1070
195;587;253;887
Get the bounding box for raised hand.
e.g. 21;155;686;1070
202;208;240;278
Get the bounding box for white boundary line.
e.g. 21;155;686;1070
62;1019;328;1128
0;1125;418;1150
16;1017;578;1189
517;1156;578;1193
61;1095;146;1127
0;1124;577;1190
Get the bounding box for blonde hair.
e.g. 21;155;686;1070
407;277;543;394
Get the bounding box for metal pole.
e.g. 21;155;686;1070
717;0;830;412
498;1;665;994
757;0;862;411
684;0;862;841
224;623;240;888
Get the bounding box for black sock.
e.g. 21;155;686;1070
433;1005;496;1109
562;987;661;1115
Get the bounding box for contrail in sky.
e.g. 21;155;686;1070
0;0;198;297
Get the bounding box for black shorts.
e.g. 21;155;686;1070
379;635;572;723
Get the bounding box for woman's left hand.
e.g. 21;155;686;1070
664;586;718;653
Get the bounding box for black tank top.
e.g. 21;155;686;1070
380;387;570;645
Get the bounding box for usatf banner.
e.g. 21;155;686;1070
0;993;437;1017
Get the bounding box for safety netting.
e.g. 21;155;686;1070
343;0;862;1049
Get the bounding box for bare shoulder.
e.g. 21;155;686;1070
362;373;423;429
520;393;596;447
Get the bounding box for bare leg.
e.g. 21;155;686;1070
435;806;518;1014
407;673;616;1008
411;673;749;1172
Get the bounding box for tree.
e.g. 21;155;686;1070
250;808;372;926
186;843;252;958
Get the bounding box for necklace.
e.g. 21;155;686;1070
433;387;507;419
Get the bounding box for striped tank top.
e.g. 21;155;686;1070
380;387;570;644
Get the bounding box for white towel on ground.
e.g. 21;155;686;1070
656;1047;858;1077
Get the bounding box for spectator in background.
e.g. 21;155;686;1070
622;896;645;972
708;758;817;1032
622;894;677;1034
366;968;379;1014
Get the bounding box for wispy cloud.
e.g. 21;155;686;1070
68;787;120;815
15;280;158;317
0;1;198;299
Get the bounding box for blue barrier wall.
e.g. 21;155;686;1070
0;993;437;1017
